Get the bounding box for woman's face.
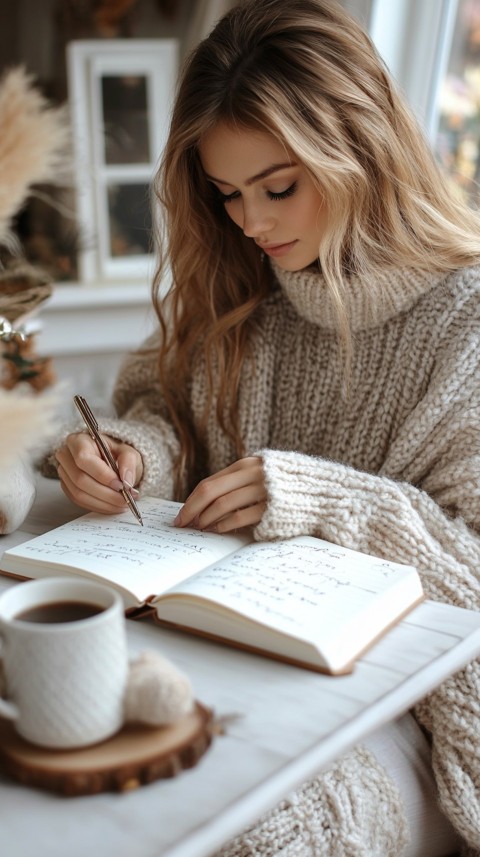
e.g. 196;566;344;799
199;123;328;271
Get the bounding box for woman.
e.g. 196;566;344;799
52;1;479;854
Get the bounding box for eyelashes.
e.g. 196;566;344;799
217;189;240;204
217;181;298;205
268;182;297;201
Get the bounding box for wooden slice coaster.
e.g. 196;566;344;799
0;702;214;796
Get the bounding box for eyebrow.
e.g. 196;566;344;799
205;162;296;187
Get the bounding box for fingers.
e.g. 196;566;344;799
205;500;267;534
115;447;143;490
57;459;129;515
55;432;142;515
185;485;265;532
175;457;267;533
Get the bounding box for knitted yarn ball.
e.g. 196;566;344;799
123;650;194;726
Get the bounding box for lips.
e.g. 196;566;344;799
258;240;298;258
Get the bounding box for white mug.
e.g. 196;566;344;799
0;577;128;749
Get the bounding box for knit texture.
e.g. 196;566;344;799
214;747;408;857
41;262;480;853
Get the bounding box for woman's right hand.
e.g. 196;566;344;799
55;432;143;515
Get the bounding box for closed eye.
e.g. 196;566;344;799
217;181;298;205
217;189;241;204
268;182;297;201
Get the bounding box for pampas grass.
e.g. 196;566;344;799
0;67;70;246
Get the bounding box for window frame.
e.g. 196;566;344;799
67;38;178;284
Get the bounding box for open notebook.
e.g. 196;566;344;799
0;496;424;674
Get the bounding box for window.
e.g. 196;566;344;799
368;0;480;205
67;39;177;282
0;0;192;287
434;0;480;204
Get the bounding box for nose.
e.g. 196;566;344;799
241;200;276;239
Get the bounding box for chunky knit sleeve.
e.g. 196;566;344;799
254;287;480;849
254;453;480;606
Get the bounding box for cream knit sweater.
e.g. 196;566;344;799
50;262;480;855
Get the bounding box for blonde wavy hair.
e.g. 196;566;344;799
153;0;480;493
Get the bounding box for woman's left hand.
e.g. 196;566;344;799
174;456;267;533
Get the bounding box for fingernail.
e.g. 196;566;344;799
123;470;134;488
109;478;124;491
173;512;182;526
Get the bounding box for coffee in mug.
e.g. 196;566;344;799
15;601;104;624
0;577;128;749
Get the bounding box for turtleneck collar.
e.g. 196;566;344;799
271;261;440;332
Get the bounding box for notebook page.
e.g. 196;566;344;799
4;497;251;603
163;536;419;645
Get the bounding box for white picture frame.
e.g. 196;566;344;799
67;39;178;284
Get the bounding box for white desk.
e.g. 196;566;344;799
1;477;480;857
